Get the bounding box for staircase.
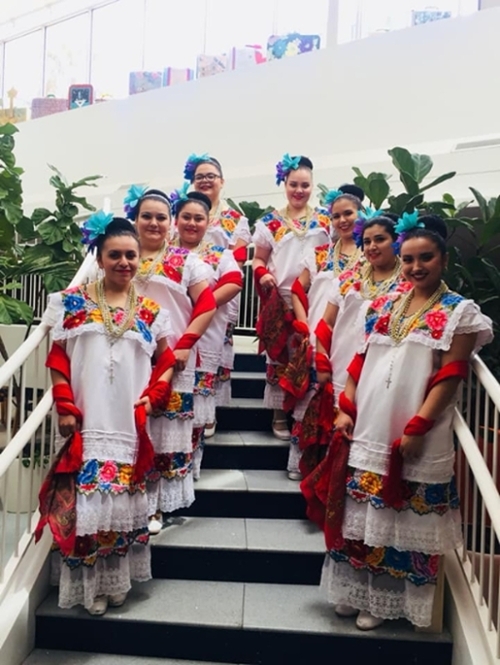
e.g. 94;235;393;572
25;351;453;665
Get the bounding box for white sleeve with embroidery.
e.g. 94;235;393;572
152;306;173;342
454;300;494;353
219;248;242;277
252;220;273;251
41;292;64;331
327;277;342;308
185;252;212;287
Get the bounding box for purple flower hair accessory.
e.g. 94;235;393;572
81;210;114;250
394;210;424;246
184;153;210;182
275;153;301;186
352;217;366;248
170;181;190;215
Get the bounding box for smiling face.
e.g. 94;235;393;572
331;197;359;240
176;201;209;248
135;198;171;252
362;223;396;270
97;234;139;289
284;167;312;211
400;235;447;292
193;162;224;205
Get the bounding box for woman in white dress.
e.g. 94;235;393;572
39;215;174;615
124;186;216;534
171;188;242;478
322;214;493;630
252;154;331;444
184;154;252;427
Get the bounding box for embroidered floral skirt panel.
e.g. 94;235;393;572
321;467;463;627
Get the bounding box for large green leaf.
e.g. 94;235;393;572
0;123;18;136
31;207;53;226
0;295;33;325
16;215;37;242
480;258;500;292
388;147;415;178
367;177;390;209
37;221;66;245
469;187;489;222
2;200;23;224
43;270;76;294
480;215;500;245
399;171;420;196
419;172;456;193
0;218;15;249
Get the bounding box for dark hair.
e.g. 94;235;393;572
382;212;399;224
339;183;365;202
332;193;363;210
362;216;398;241
193;157;223;181
95;217;139;257
175;191;212;217
285;155;313;181
136;188;172;218
401;214;448;255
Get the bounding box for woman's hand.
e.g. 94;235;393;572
134;396;152;415
174;348;190;372
58;414;79;439
400;434;425;460
259;273;277;289
316;371;332;387
335;412;354;440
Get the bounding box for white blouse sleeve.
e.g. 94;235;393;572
151;306;172;343
454;300;494;353
327;277;342;308
233;215;252;245
41;292;64;330
185;252;212;287
219;249;242;277
252;220;273;251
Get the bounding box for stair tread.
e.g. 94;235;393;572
37;579;452;643
207;430;288;447
231;371;266;380
220;397;265;409
24;651;228;665
152;516;324;553
194;469;301;493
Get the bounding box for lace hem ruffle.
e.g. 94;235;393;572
147;475;195;514
287;440;301;474
264;383;284;410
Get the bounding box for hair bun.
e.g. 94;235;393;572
339;183;365;202
418;214;448;241
298;156;313;171
187;191;212;210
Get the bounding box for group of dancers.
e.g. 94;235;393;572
36;151;493;632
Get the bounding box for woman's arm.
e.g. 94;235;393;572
213;283;242;308
252;245;276;289
291;268;311;323
173;279;216;372
400;332;477;460
315;302;339;385
49;340;79;438
335;374;357;439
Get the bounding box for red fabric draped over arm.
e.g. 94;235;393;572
232;246;247;263
346;353;365;386
315;318;332;354
213;271;243;292
291;278;309;316
175;286;216;350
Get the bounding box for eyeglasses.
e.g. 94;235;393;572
194;173;221;182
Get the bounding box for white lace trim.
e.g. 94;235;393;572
287;441;301;473
233;216;252;244
172;368;196;392
193;394;215;427
52;546;151;609
82;431;138;465
147;475;195;514
215;380;231;406
320;555;435;627
51;319;158;356
220;342;234;368
76;490;149;536
342;496;463;555
196;350;220;373
149;417;193;453
264;383;284;410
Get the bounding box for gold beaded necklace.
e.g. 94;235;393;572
137;241;167;283
360;258;402;300
332;240;361;276
95;278;137;340
388;281;448;344
281;205;314;238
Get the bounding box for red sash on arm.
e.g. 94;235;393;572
253;266;270;300
382;360;469;508
315;318;333;355
175;286;216;350
233;246;247;263
291;278;309;316
213;271;243;293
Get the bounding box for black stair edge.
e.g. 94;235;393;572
178;490;306;519
231;381;265;399
36;617;453;665
202;445;288;470
216;408;272;432
233;353;266;373
151;547;323;585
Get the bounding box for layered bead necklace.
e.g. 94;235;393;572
388;281;448;344
281;206;314;239
137;241;167;283
360;258;402;300
95;278;137;382
332;240;361;276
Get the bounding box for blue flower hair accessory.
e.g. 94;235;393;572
81;210;114;249
183;153;210;181
170;181;190;214
324;189;343;207
352;218;366;248
275;153;301;186
394;210;424;249
360;206;384;221
124;184;148;220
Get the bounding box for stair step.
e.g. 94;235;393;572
182;469;305;519
233;352;266;373
151;517;323;585
24;651;227;665
203;431;288;470
230;371;265;399
36;580;453;665
216;398;272;432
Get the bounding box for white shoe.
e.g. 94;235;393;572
356;610;385;630
335;604;359;618
287;471;302;481
148;517;163;535
87;596;108;616
108;592;128;608
204;422;216;438
272;420;291;441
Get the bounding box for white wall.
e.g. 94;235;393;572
13;8;500;214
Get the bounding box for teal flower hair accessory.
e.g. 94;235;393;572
324;189;343;207
184;153;211;181
394;210;423;235
81;210;114;249
275;153;301;185
360;206;385;221
124;184;148;220
170;181;190;215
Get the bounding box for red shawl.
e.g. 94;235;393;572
279;321;312;412
255;285;294;365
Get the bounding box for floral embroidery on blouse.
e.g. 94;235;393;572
197;243;225;271
78;459;145;495
364;289;465;341
261;207;331;243
314;243;335;273
212;208;242;240
60;287;161;344
160;390;194;420
338;264;364;297
138;245;190;284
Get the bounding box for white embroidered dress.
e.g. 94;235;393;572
321;289;493;627
42;286;170;610
135;245;210;514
